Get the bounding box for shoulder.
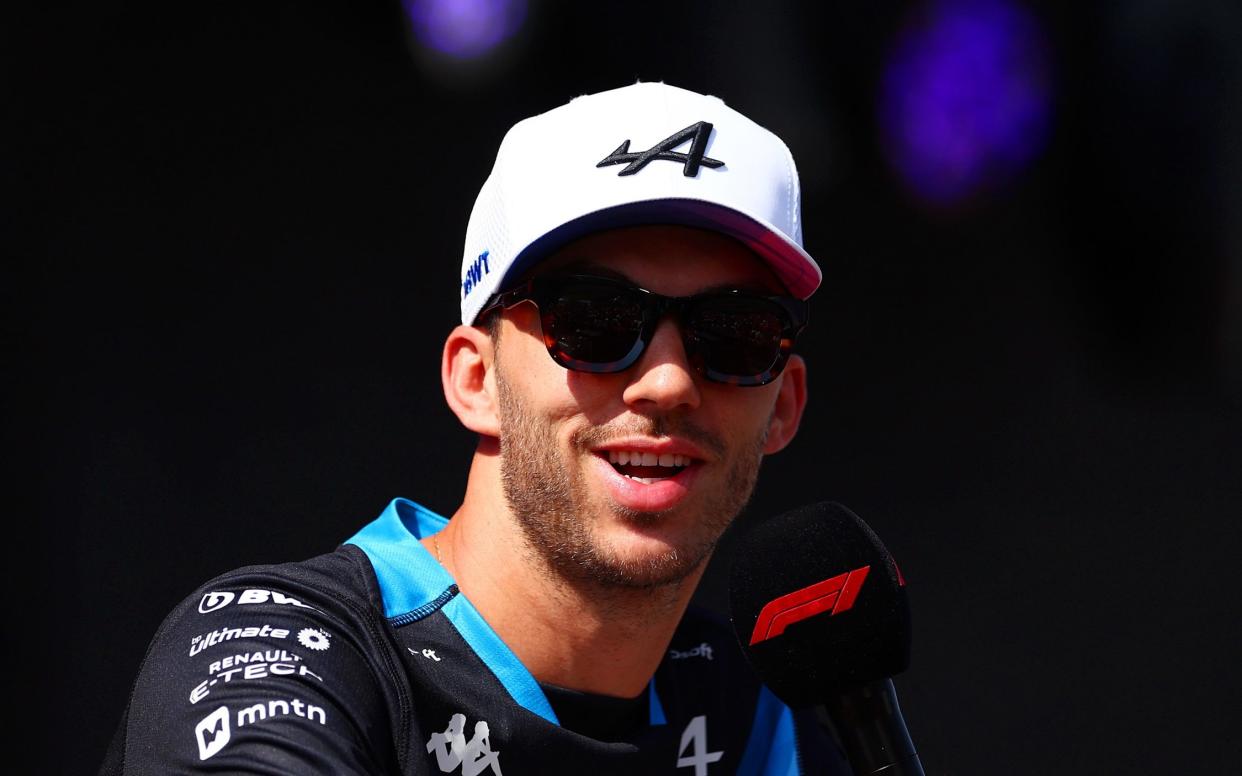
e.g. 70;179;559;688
190;543;384;619
105;545;411;774
145;544;390;665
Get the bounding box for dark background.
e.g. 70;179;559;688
10;1;1242;773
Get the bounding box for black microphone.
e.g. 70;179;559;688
728;502;924;776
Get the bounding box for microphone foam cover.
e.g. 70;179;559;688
728;502;911;708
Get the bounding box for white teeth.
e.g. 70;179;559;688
606;450;694;469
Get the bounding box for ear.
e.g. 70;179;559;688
442;324;501;438
762;354;808;454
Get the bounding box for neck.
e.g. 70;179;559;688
425;444;704;698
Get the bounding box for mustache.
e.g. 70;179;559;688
574;415;728;460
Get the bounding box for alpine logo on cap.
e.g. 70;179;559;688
597;121;723;177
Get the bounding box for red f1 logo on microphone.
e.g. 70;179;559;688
749;566;871;645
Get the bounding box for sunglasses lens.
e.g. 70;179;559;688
687;297;788;381
544;281;646;371
509;275;801;384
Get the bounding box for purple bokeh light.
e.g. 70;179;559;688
880;0;1052;206
403;0;526;60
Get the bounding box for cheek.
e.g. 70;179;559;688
563;370;638;426
496;341;592;450
707;386;779;434
499;318;566;398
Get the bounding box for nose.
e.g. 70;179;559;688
621;317;702;412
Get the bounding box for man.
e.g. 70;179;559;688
102;82;850;774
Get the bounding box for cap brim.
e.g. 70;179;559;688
501;198;822;300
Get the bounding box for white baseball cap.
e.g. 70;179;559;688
458;81;821;324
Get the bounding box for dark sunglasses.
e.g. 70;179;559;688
480;274;809;386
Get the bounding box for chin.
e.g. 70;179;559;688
581;553;704;590
584;522;715;589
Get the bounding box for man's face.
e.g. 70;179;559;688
492;225;803;590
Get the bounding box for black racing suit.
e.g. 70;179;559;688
101;498;851;774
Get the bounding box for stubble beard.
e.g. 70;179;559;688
496;368;768;591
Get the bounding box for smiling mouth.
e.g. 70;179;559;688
604;450;695;484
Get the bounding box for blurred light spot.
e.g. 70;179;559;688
880;0;1052;206
403;0;526;60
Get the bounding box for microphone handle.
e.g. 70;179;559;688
823;678;925;776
